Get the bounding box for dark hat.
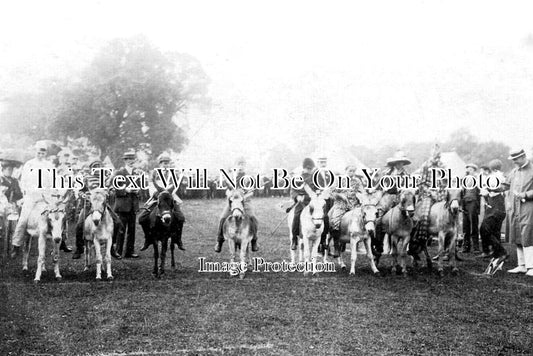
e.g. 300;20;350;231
479;164;490;170
1;159;23;168
303;157;315;169
488;159;502;171
122;150;136;160
508;149;526;160
465;163;478;170
89;160;103;169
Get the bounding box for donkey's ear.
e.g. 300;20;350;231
243;190;254;200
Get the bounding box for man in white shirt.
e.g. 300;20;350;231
11;142;55;257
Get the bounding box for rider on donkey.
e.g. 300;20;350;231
374;150;412;257
288;157;320;251
139;153;186;251
72;160;124;260
214;158;259;253
409;144;446;255
328;164;365;256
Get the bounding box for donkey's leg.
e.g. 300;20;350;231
390;236;398;275
153;240;160;277
239;240;248;279
228;239;235;264
160;238;168;275
105;237;113;280
350;236;359;275
449;232;458;275
34;234;46;282
302;236;310;276
365;236;379;274
53;237;62;280
94;237;103;280
399;236;410;275
22;234;31;272
437;231;445;277
170;239;176;269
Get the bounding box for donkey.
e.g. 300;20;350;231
21;193;68;282
140;191;182;278
287;190;329;276
83;189;114;280
381;189;417;275
223;189;255;279
335;191;381;275
427;188;463;276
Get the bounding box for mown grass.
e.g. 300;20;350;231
1;197;532;356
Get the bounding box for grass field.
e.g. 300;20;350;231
1;197;532;356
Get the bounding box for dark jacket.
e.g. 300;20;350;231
0;176;23;203
113;167;140;213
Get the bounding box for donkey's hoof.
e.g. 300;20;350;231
96;276;102;281
33;279;40;284
107;275;114;281
55;276;62;281
239;273;245;280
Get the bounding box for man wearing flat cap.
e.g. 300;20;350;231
139;153;186;251
462;163;481;254
112;150;141;258
505;149;533;276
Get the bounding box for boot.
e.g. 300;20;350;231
60;240;72;253
10;245;21;259
508;246;526;273
251;239;258;252
174;221;186;251
524;246;533;277
214;218;225;253
140;223;152;251
111;244;122;260
72;248;84;260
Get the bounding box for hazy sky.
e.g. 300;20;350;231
1;0;533;167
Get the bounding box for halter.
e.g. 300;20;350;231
231;206;245;216
360;203;378;224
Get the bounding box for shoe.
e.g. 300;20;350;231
124;253;139;259
140;241;151;251
526;269;533;277
507;265;527;274
476;252;493;259
175;240;186;251
214;242;223;253
111;249;122;260
291;241;297;251
483;256;507;276
72;250;83;260
60;242;73;253
10;245;21;259
251;240;258;252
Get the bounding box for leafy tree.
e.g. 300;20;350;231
48;35;209;164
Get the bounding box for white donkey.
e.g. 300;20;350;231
21;192;68;282
332;191;381;275
288;189;329;276
83;189;114;280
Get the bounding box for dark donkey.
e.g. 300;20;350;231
140;191;182;278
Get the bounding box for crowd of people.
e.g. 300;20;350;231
1;142;532;278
